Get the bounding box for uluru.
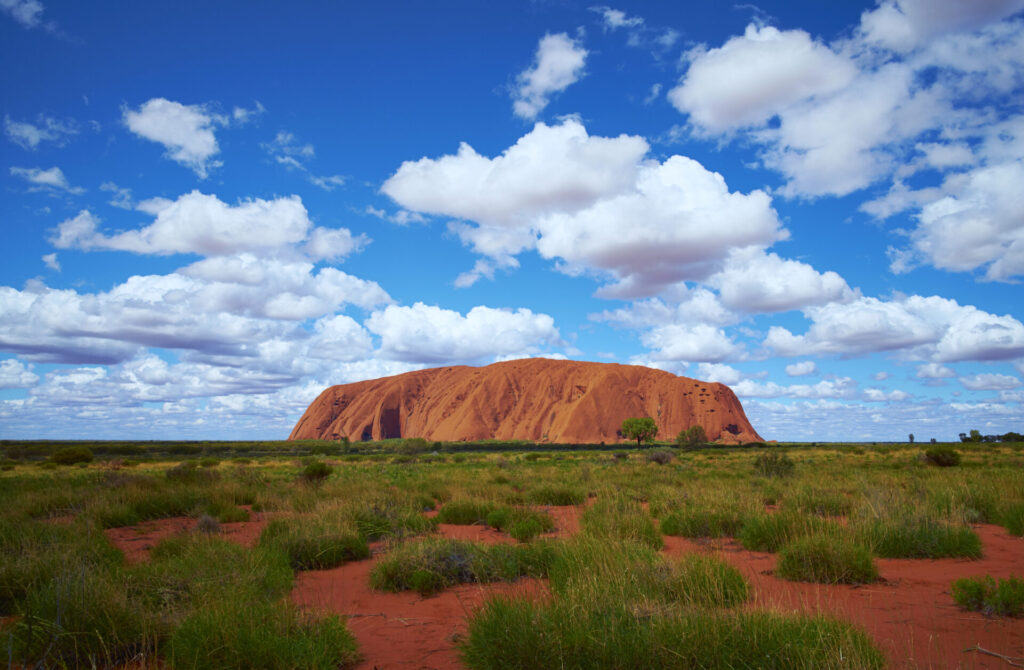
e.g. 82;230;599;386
289;358;763;444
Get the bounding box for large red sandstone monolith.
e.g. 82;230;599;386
289;359;763;444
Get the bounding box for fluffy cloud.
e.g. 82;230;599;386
917;362;955;378
50;191;366;261
863;387;911;401
785;361;817;377
695;362;742;385
366;302;560;364
733;377;858;399
384;119;784;297
123;98;224;177
903;160;1024;281
4;114;76;149
960;372;1021;390
709;248;853;313
765;295;1024;363
591;288;737;330
1;255;388;366
639;323;742;364
10;166;84;194
669;24;858;133
0;358;38;388
669;9;1024;204
859;0;1024;51
0;0;43;28
41;253;59;271
512;33;587;119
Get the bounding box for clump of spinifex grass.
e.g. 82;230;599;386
776;534;878;584
1001;502;1024;536
168;599;359;670
8;564;159;669
581;497;662;549
486;506;554;539
259;517;369;570
435;499;499;525
738;511;837;553
0;516;121;616
951;574;1024;617
546;536;749;609
526;484;586;505
462;535;880;669
855;513;982;559
783;484;853;518
660;506;746;538
369;537;556;595
461;601;884;670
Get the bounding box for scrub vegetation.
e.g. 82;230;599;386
0;437;1021;667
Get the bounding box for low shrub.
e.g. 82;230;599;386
370;538;554;596
49;446;94;465
300;461;333;484
738;512;834;553
582;498;662;550
660;507;745;538
169;599;359;669
509;518;543;542
526;485;585;506
646;450;674;465
666;553;750;608
753;451;795;478
857;516;981;559
259;519;369;570
436;500;496;525
951;574;1024;617
924;447;961;467
1003;502;1024;536
461;599;884;669
776;534;878;584
349;502;435;540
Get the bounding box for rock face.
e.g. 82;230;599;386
289;359;763;444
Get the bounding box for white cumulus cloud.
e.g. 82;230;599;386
50;191;367;261
512;33;588;119
123;98;224;177
384;119;784;298
366;302;561;364
10;166;84;194
669;24;858;133
960;372;1021;390
785;361;817;377
0;358;39;388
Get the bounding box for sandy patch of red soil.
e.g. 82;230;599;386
662;524;1024;669
292;548;547;670
104;509;269;564
290;506;584;669
542;504;583;538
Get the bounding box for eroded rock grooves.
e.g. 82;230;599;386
290;358;763;444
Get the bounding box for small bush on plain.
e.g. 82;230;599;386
951;574;1024;617
776;534;878;584
50;446;94;465
753;451;795;478
924;446;961;467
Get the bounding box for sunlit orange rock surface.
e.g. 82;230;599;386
289;358;763;444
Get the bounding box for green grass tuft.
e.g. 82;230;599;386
776;534;878;584
951;574;1024;617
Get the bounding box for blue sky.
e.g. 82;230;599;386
2;0;1023;442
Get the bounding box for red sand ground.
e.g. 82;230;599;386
662;524;1024;670
103;507;268;564
103;504;1024;669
